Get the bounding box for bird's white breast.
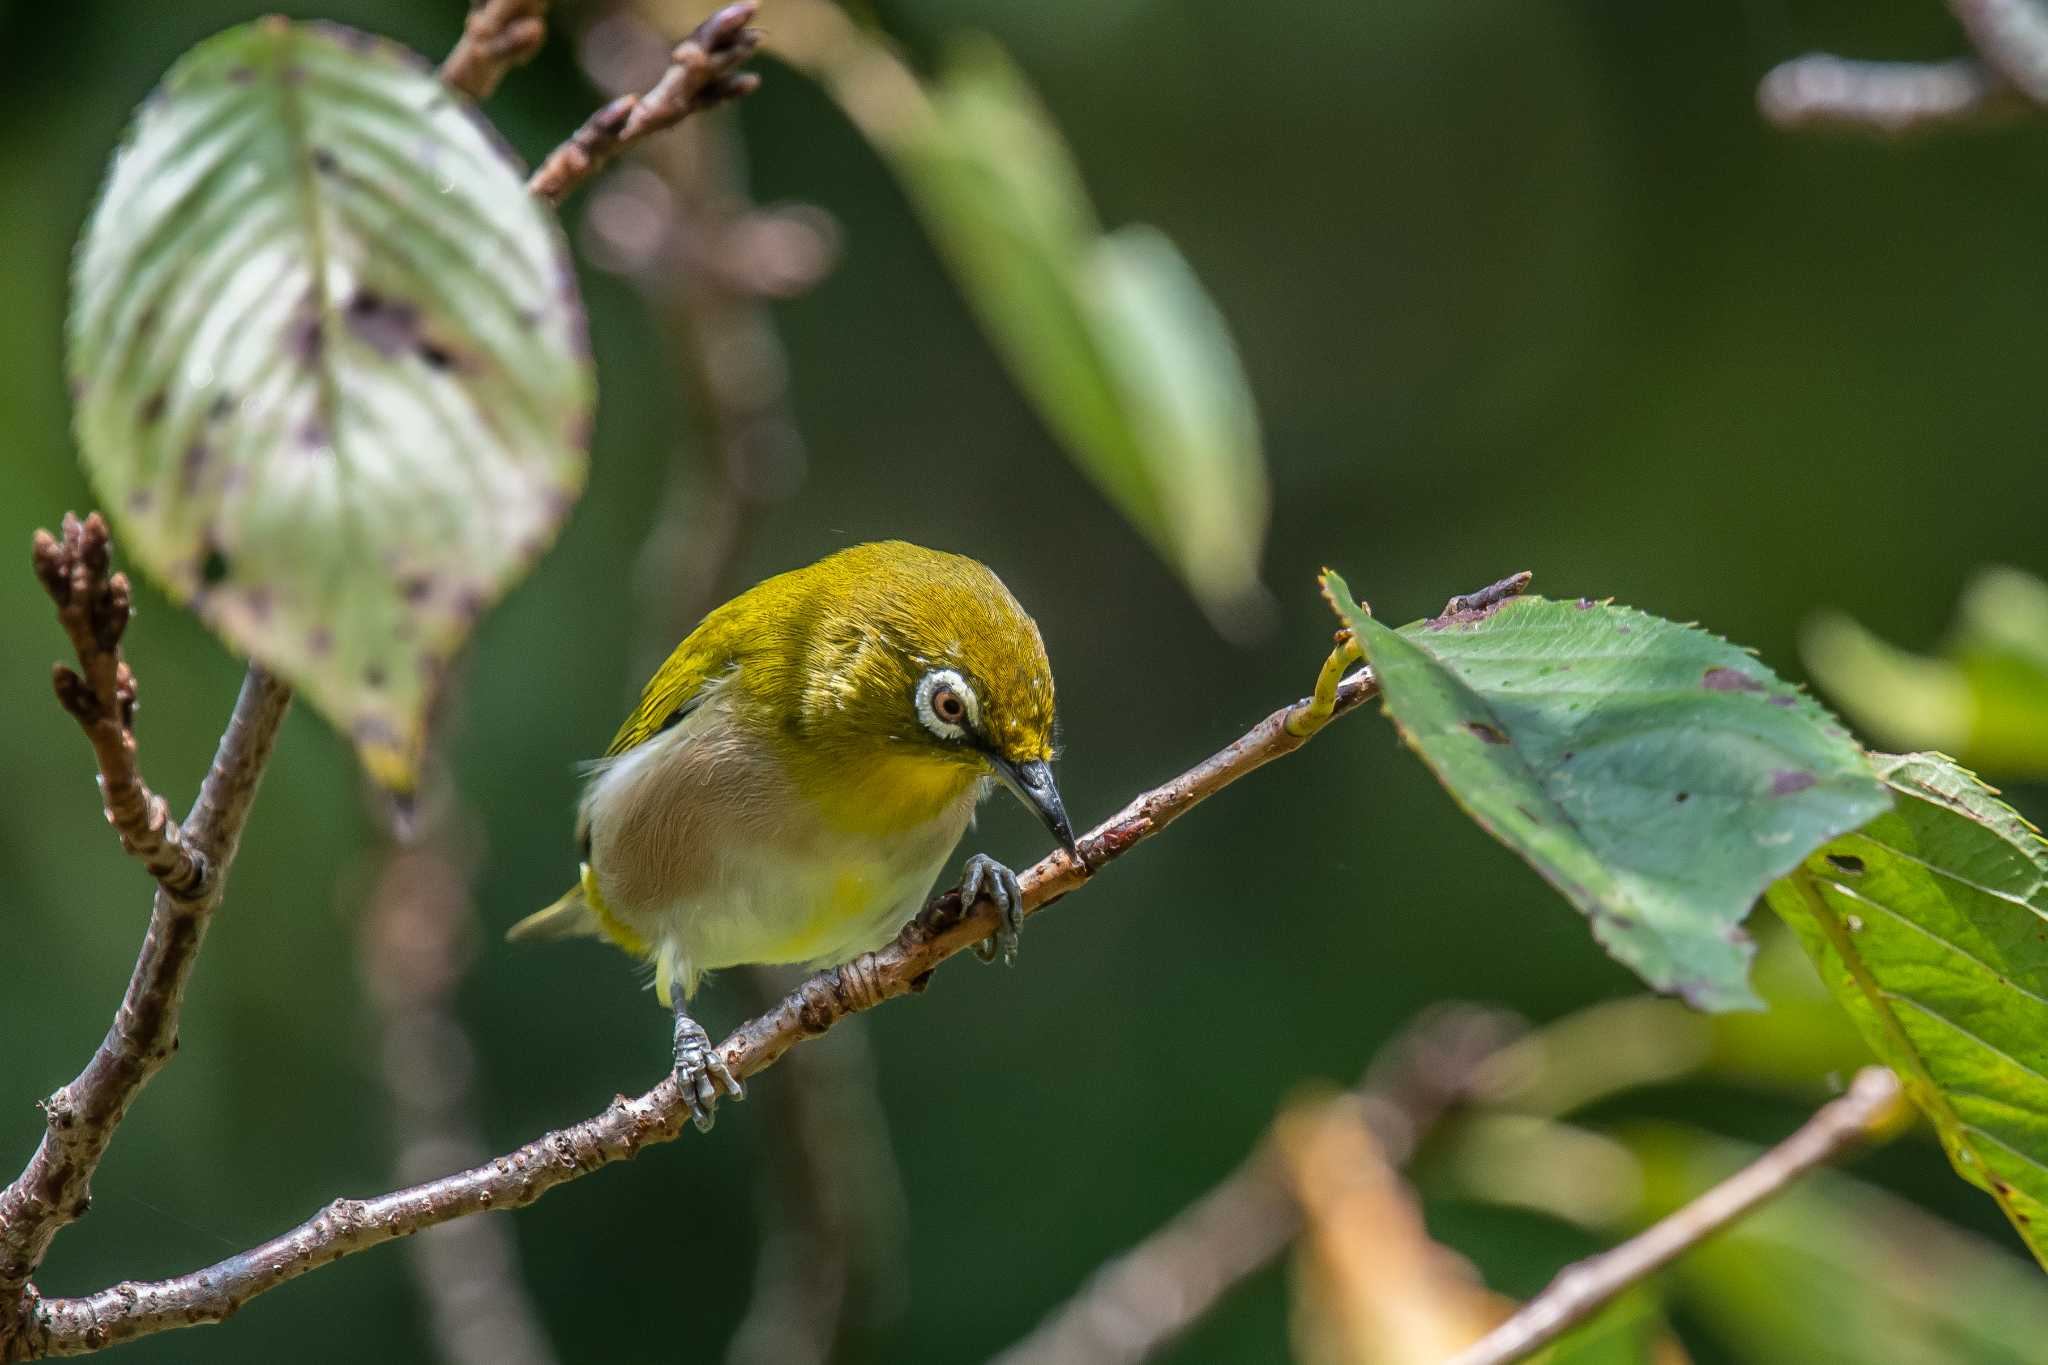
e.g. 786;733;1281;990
580;676;982;1000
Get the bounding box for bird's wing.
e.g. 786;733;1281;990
607;634;736;757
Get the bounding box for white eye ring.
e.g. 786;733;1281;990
915;668;978;740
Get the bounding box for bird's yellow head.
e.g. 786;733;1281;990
762;542;1074;848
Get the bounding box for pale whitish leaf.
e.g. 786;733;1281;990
69;19;593;789
1325;575;1890;1011
1765;751;2048;1268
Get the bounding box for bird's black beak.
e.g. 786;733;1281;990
993;756;1079;859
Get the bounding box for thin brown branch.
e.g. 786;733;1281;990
1758;54;2020;133
15;639;1394;1357
991;1006;1524;1365
529;3;764;208
0;565;292;1363
30;514;206;899
439;0;554;102
1441;1065;1905;1365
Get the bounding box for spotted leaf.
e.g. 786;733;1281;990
1322;574;1889;1011
1766;752;2048;1269
69;19;593;789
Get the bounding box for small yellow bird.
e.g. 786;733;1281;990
510;541;1075;1129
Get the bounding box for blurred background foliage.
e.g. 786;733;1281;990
4;0;2048;1361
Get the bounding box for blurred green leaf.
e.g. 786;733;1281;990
1532;1292;1681;1365
1633;1123;2048;1363
894;40;1270;634
1805;567;2048;776
1765;751;2048;1268
1703;920;1877;1093
69;18;592;790
1323;576;1890;1011
1080;226;1267;623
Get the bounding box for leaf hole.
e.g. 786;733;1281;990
1825;853;1865;875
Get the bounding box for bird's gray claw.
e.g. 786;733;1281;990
672;1013;743;1133
962;853;1024;966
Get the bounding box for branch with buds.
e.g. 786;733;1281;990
529;3;764;207
31;515;206;899
0;517;291;1358
440;0;555;102
0;7;771;1360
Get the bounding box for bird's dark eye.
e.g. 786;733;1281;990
915;667;978;738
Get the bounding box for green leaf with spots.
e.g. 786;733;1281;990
69;19;592;790
1763;752;2048;1268
1321;574;1890;1011
1632;1124;2048;1361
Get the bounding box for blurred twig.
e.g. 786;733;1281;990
353;20;781;1360
440;0;554;101
530;4;763;208
359;782;559;1365
1949;0;2048;100
0;519;292;1361
991;1006;1524;1365
1758;0;2046;133
1279;1092;1506;1365
582;15;894;1352
1442;1066;1905;1365
723;975;909;1365
13;628;1403;1354
330;13;774;1352
1758;55;2019;133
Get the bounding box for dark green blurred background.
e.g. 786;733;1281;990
3;1;2045;1361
